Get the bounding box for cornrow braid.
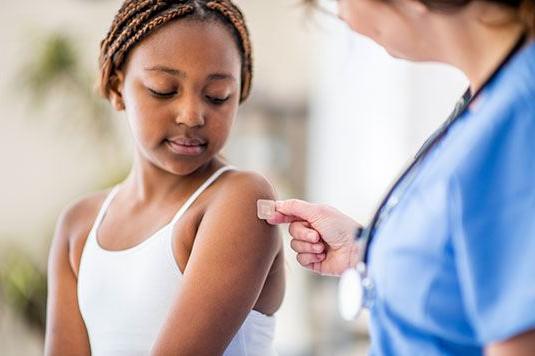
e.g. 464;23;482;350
98;0;254;103
206;0;253;102
100;0;159;52
111;6;195;66
104;2;170;62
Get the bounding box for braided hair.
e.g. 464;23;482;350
98;0;253;103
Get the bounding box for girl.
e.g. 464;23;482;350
45;1;285;355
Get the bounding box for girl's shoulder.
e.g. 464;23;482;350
59;190;110;233
53;189;112;275
209;169;277;206
197;168;280;243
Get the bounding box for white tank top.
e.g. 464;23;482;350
77;167;277;355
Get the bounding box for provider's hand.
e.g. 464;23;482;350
267;199;361;276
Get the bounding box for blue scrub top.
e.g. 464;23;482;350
368;41;535;355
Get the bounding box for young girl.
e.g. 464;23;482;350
44;1;285;355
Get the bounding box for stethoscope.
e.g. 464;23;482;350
338;32;529;321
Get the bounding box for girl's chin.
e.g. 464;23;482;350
138;145;220;176
162;156;218;177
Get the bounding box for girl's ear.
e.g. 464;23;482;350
109;70;126;111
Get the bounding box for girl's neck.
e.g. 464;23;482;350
123;154;222;203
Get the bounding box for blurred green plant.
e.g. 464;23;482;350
23;33;79;98
0;249;47;335
20;31;118;145
1;30;129;336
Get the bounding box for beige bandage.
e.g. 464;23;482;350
257;199;276;220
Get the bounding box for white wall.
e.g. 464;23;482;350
307;16;467;223
305;19;467;353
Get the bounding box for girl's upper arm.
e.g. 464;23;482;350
45;204;91;356
152;172;281;356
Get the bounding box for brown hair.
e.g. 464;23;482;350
304;0;535;34
98;0;253;103
520;0;535;33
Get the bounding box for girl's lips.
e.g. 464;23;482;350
165;139;207;156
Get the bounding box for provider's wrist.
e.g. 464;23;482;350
345;224;362;270
348;240;360;269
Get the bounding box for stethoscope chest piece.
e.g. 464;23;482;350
338;261;375;321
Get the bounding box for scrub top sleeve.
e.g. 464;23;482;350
449;102;535;344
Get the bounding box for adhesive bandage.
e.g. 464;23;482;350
257;199;276;220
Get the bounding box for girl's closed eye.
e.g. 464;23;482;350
205;94;231;105
147;87;177;99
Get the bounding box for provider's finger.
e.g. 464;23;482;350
305;263;322;274
290;239;325;254
296;253;325;266
266;211;299;225
275;199;320;223
288;221;320;243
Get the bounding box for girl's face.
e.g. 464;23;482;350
337;0;433;61
114;19;242;176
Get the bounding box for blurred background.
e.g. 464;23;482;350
0;0;467;355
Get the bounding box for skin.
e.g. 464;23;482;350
45;19;284;356
268;0;535;354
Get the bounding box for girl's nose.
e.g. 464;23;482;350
174;96;205;128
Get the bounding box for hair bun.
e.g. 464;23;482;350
520;0;535;34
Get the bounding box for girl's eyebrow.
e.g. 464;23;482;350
207;73;236;82
144;65;186;78
144;65;236;82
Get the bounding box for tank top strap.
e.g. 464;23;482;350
92;186;121;232
170;166;235;226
